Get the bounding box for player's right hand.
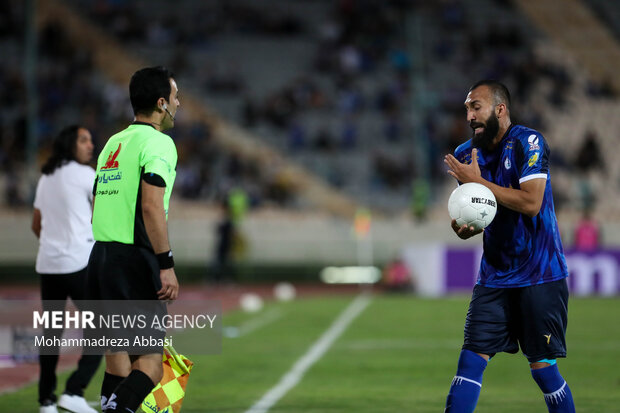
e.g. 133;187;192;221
451;219;483;239
158;268;179;301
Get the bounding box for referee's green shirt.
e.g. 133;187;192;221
92;123;177;249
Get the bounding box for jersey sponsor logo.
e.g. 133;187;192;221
504;157;511;170
470;197;496;207
101;143;121;170
98;171;122;184
544;334;552;345
528;134;540;151
528;153;539;167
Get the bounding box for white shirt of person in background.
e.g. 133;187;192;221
33;127;95;274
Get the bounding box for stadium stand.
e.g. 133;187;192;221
2;0;620;218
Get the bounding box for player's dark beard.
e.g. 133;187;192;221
471;113;500;151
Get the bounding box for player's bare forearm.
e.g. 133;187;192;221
471;178;545;217
141;181;171;254
31;208;41;238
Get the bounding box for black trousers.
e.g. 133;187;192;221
38;268;102;405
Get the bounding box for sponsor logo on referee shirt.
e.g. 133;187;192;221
101;143;121;170
99;143;123;186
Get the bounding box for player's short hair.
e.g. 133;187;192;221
129;66;175;116
469;79;511;112
41;125;82;175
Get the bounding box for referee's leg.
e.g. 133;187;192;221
102;353;162;413
98;244;164;413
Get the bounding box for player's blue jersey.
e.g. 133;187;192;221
454;124;568;287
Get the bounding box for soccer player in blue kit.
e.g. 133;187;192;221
443;80;575;413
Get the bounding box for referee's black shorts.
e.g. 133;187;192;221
462;278;569;363
86;241;161;300
86;241;165;354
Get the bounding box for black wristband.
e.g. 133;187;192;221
156;250;174;269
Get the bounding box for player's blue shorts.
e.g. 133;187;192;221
462;278;568;363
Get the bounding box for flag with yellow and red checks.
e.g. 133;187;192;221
140;345;194;413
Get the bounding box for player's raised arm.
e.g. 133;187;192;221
446;148;546;217
483;177;545;217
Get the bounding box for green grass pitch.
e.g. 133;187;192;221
1;294;618;412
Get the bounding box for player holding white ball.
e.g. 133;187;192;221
443;80;574;413
448;182;497;232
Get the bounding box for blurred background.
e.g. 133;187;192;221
1;0;620;294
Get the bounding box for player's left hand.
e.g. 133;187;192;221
444;148;481;183
451;219;483;239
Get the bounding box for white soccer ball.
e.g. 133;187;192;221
239;293;264;313
448;182;497;231
273;282;296;302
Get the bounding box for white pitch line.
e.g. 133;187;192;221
244;294;372;413
238;308;284;336
224;308;284;338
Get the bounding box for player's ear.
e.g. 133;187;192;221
496;103;506;118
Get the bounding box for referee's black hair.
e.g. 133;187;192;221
469;79;511;112
129;66;175;116
41;125;81;175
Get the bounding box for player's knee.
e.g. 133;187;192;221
457;349;489;373
530;358;556;370
475;352;490;361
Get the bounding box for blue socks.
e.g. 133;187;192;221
445;352;575;412
445;350;488;413
531;364;575;413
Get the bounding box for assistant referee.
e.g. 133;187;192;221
87;66;180;413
